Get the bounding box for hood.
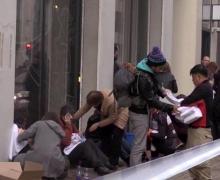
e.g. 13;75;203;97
136;58;154;74
46;120;65;138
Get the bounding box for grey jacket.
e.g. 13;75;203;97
16;120;65;178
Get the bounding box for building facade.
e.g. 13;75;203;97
0;0;203;160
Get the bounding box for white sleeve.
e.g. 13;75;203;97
9;124;27;160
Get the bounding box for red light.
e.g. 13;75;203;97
26;43;32;49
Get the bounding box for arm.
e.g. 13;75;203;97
89;103;117;132
73;103;92;120
139;76;174;113
17;122;38;143
61;122;73;147
181;86;207;106
98;105;117;127
171;79;178;93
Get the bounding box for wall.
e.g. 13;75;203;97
0;0;17;160
172;0;202;95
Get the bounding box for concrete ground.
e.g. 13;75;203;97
64;156;220;180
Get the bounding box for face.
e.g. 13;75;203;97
191;74;201;87
201;56;210;67
151;66;163;73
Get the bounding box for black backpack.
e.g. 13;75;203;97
113;67;135;107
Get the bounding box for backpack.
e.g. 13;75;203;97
113;67;135;107
114;66;150;108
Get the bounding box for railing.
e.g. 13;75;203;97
95;139;220;180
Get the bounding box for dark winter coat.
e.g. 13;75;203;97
129;59;173;114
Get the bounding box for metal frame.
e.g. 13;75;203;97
95;140;220;180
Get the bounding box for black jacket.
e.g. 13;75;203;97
181;80;213;128
129;69;173;114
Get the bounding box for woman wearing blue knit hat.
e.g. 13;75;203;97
129;46;178;166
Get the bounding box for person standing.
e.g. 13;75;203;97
201;56;210;67
180;64;213;180
129;46;178;166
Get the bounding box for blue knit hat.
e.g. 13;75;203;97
147;46;166;66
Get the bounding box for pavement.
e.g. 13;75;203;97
64;156;220;180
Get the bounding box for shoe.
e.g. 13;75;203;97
95;166;112;175
105;162;117;170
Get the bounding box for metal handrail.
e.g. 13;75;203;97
95;139;220;180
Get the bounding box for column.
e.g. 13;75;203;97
80;0;115;130
172;0;202;95
0;0;17;160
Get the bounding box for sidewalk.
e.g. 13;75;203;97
64;156;220;179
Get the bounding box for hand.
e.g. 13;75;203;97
89;122;99;132
172;105;180;115
64;113;72;125
18;128;24;134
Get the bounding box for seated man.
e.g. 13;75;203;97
59;105;113;175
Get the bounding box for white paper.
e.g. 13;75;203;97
165;89;184;105
9;124;27;160
175;106;202;124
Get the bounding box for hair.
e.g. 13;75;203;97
190;64;208;77
161;62;171;73
86;91;104;106
60;104;74;118
41;112;59;123
14;109;28;129
207;62;218;76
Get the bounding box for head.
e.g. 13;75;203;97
206;61;218;78
60;105;74;121
41;112;59;123
201;56;210;67
146;46;166;73
190;64;208;87
86;90;104;108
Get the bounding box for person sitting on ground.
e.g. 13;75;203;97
9;110;30;161
59;105;114;175
14;112;67;179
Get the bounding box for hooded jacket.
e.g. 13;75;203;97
129;58;173;114
16;120;66;178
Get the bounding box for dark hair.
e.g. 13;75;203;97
86;91;104;106
190;64;208;77
41;112;59;123
60;105;74;117
161;62;171;73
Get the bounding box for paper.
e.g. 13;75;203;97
165;89;184;105
175;106;202;124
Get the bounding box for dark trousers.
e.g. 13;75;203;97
68;139;108;168
96;125;124;166
109;126;124;165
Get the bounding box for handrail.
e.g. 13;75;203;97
95;139;220;180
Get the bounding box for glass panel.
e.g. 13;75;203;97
15;0;45;126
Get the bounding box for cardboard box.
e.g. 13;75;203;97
0;161;43;180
